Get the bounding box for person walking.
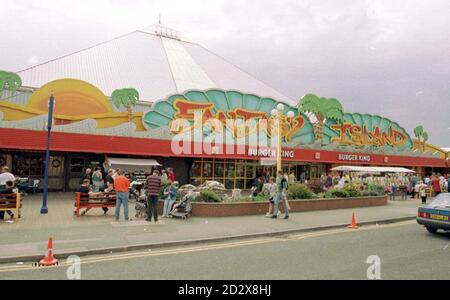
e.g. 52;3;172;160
145;170;162;223
265;177;277;217
419;181;428;204
113;170;131;221
162;181;178;218
271;171;289;219
431;174;441;196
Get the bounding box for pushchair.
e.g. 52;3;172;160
133;184;147;218
170;191;194;219
135;200;147;218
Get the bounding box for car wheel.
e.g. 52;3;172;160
426;226;438;234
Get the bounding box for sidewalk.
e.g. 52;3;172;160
0;193;421;263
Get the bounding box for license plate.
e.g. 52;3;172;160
430;214;449;221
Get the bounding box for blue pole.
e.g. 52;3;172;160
41;95;54;214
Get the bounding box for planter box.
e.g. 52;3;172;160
188;195;388;217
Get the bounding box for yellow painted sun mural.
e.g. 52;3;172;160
0;78;145;130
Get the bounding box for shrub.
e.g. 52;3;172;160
288;184;314;199
343;183;362;197
307;180;324;194
365;184;385;196
324;188;350;198
195;190;222;203
236;194;271;202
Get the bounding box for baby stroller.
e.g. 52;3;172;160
133;185;147;218
170;191;194;219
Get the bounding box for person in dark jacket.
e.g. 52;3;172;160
145;170;162;223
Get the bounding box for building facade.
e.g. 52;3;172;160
0;29;448;190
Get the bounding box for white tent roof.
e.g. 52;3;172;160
17;30;294;104
106;157;160;172
331;166;415;174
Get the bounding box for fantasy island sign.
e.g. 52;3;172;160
330;123;409;147
143;90;413;154
169;99;306;141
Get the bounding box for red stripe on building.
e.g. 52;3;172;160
0;128;447;168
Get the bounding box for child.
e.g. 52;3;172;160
419;181;427;204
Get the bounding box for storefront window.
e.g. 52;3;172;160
225;163;235;178
191;161;202;178
236;160;245;178
70;158;85;173
246;162;255;179
203;161;213;178
225;179;235;189
13;153;45;178
214;160;224;177
235;179;245;189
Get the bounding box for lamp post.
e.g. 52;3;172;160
40;95;55;214
271;104;295;174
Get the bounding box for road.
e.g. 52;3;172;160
0;221;448;280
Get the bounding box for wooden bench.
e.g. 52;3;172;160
75;192;117;217
0;193;21;220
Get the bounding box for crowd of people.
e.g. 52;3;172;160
315;172;450;204
77;166;178;222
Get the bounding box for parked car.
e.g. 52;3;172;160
417;193;450;233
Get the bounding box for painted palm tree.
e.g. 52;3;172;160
0;70;22;94
111;88;139;123
298;93;344;143
414;125;429;152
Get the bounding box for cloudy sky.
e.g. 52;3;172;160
1;0;449;146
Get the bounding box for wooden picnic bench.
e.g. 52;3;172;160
0;193;21;220
74;192;117;217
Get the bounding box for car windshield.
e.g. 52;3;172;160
428;193;450;208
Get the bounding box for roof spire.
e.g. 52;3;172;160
154;22;181;41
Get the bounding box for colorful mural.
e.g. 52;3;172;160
142;89;316;145
0;78;145;131
0;72;437;157
323;113;413;150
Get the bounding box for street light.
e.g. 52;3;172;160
40;95;55;214
271;104;295;174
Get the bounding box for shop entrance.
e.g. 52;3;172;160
65;154;103;191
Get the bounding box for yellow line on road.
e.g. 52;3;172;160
0;220;415;273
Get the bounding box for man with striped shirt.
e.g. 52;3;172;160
145;170;162;223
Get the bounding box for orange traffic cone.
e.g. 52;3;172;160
39;237;58;266
347;213;359;229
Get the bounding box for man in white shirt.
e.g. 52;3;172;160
0;167;15;189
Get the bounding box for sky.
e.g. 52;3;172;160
1;0;450;146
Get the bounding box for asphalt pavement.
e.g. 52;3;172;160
0;221;448;280
0;193;421;263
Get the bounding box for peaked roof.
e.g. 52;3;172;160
18;30;294;104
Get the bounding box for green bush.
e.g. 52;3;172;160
195;190;222;203
324;189;350;198
236;194;271;202
288;184;314;199
361;190;375;197
343;183;362;197
365;184;385;196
